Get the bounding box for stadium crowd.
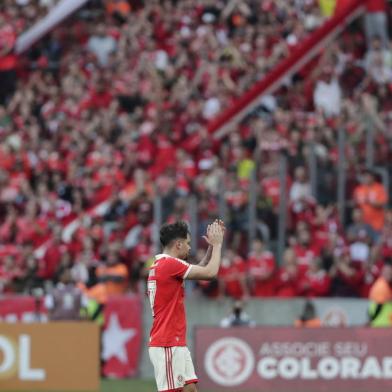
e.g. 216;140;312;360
0;0;392;301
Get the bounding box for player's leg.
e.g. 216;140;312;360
182;346;198;392
183;383;197;392
169;346;198;391
149;347;176;391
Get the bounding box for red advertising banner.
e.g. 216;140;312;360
102;295;143;378
0;295;47;322
1;294;143;379
195;327;392;392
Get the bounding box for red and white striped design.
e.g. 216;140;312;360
164;347;175;390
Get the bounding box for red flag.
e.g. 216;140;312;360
102;295;143;378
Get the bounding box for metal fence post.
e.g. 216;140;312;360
188;195;198;256
337;127;346;227
365;116;375;168
218;175;227;252
248;168;257;252
308;141;317;199
153;195;162;253
277;152;288;264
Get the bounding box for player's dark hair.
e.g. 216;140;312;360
160;221;189;247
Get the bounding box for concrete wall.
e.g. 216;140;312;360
139;293;369;378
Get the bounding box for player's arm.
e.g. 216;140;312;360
198;245;212;266
186;222;224;280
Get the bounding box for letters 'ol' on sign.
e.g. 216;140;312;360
0;323;99;391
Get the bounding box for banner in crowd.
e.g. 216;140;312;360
195;327;392;392
16;0;89;54
0;295;47;322
0;323;99;391
102;295;143;378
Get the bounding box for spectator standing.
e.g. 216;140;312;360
297;258;331;297
349;229;371;265
330;250;363;297
275;249;300;297
364;36;392;74
246;239;276;297
353;169;388;234
45;270;87;321
95;248;129;297
313;66;342;116
289;166;313;217
219;249;249;299
87;24;117;67
347;208;376;243
364;0;388;48
368;260;392;326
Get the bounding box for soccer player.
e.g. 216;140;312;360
148;220;224;392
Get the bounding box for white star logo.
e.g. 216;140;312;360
102;313;136;363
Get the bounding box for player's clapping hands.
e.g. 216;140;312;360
206;220;225;245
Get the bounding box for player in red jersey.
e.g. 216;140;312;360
148;220;224;392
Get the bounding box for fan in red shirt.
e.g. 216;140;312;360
366;0;386;13
293;225;321;274
39;227;67;280
82;80;113;110
330;250;364;297
148;220;224;392
377;210;392;259
361;261;382;298
247;239;276;297
276;248;300;297
0;255;23;293
297;258;331;297
218;248;249;299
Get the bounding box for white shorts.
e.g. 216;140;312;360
149;346;198;391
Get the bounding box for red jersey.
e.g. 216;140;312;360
366;0;386;12
219;257;246;299
298;270;331;297
275;266;299;297
361;263;382;298
148;254;192;347
247;251;276;297
261;177;280;208
0;24;17;71
293;244;321;273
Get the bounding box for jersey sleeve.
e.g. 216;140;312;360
165;257;192;280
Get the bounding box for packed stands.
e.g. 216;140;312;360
0;0;392;300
